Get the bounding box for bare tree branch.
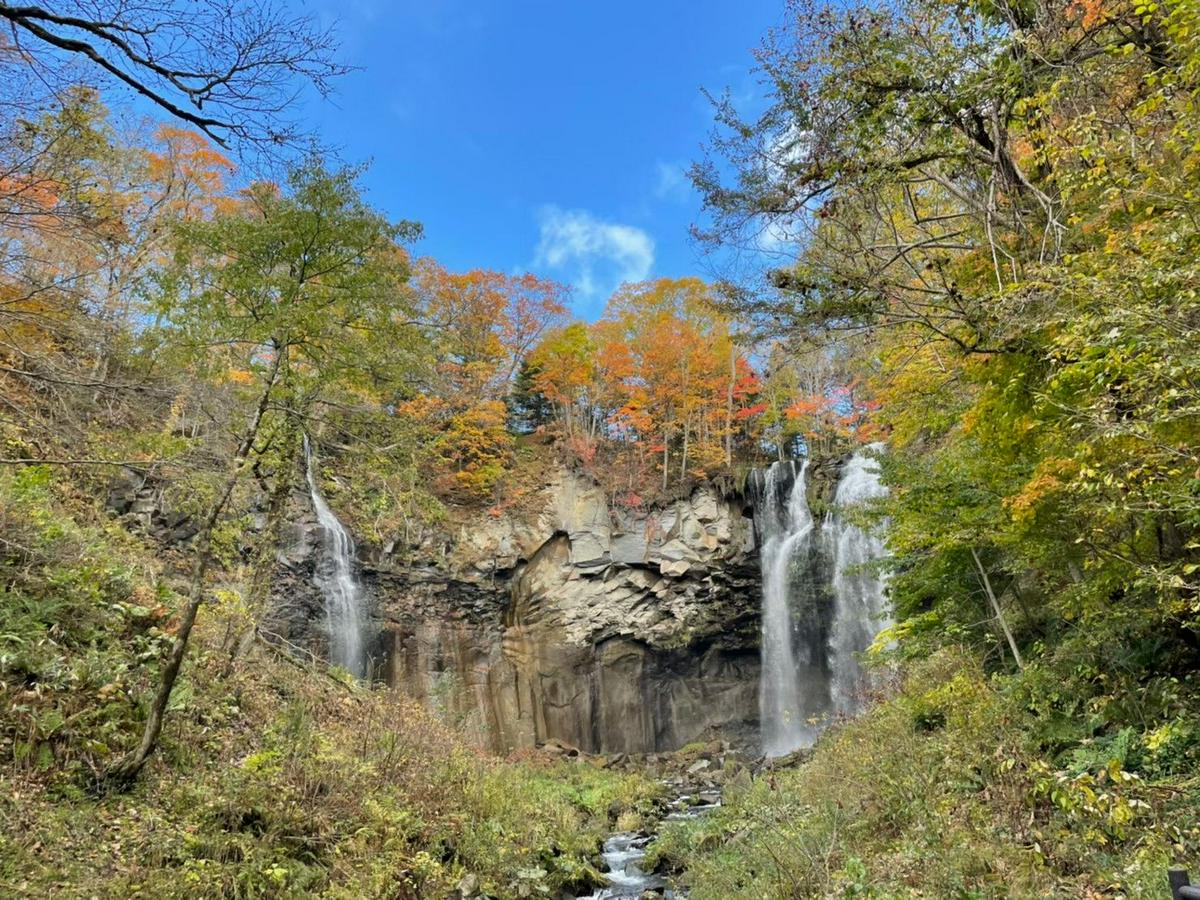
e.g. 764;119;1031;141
0;0;349;153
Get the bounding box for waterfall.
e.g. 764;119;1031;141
751;449;890;757
303;435;367;678
825;446;890;717
753;460;818;756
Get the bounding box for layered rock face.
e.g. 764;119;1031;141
266;466;762;754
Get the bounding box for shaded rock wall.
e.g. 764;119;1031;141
107;467;200;543
107;452;862;756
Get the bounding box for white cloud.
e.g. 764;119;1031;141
653;160;690;202
533;206;655;305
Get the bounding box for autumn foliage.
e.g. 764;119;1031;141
0;86;882;516
518;277;877;497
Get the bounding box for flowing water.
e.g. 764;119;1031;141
752;460;818;756
825;446;890;716
750;451;890;757
580;789;720;899
303;435;367;678
585;833;663;899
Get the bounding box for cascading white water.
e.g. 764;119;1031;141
826;445;890;717
753;460;817;756
303;435;367;678
751;449;890;756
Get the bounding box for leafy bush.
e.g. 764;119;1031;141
0;467;178;783
0;469;657;898
655;651;1200;899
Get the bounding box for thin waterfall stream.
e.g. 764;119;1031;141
303;435;368;678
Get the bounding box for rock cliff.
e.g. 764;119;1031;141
266;465;763;754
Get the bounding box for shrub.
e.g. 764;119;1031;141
655;650;1199;899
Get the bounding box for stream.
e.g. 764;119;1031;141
580;787;721;899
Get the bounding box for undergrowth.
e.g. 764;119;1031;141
0;467;660;898
649;652;1200;899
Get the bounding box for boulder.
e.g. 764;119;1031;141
455;873;479;898
659;559;691;577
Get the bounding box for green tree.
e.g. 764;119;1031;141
108;158;422;782
693;0;1200;718
508;358;555;434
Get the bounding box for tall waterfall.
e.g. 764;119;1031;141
753;460;818;756
825;446;890;717
751;449;889;756
303;435;367;678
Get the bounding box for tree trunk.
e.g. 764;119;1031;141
971;547;1023;670
661;437;669;494
725;344;735;466
226;412;302;663
680;416;690;482
105;351;283;787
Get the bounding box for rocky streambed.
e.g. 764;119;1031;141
544;738;768;900
581;786;723;900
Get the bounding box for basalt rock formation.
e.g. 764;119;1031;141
265;466;763;754
106;467;200;544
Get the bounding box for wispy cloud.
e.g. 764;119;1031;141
533;206;655;308
653;160;690;202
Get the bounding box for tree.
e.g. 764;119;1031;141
107;159;422;783
507;358;555;434
0;91;234;458
407;261;567;496
592;278;743;490
529;322;595;438
691;0;1200;703
514;276;785;495
413;261;568;402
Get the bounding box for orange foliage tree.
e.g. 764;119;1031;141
526;277;772;494
406;259;569;497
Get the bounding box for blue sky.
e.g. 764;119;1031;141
298;0;785;318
